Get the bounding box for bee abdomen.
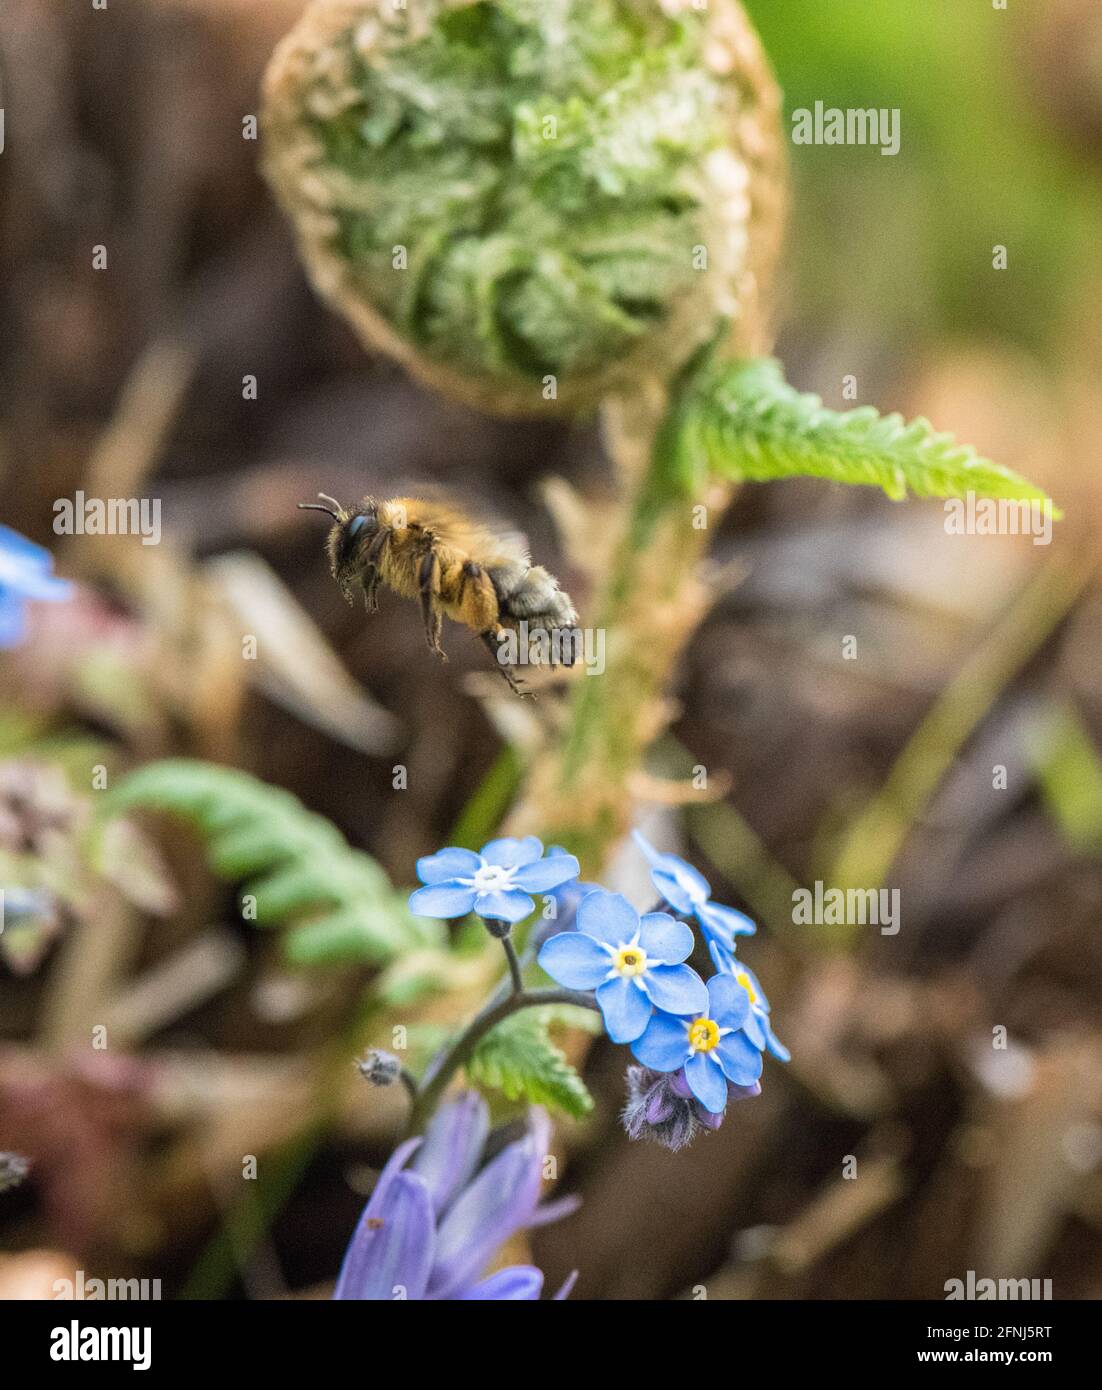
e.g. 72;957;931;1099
492;564;577;625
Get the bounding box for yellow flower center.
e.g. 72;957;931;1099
613;945;648;978
735;970;757;1005
688;1017;720;1053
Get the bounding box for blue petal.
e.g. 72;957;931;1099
513;852;580;892
715;1032;764;1086
473;888;534;923
480;836;543;868
631;831;710;904
684;1051;728;1113
697;899;756;948
0;590;28;649
416;847;481;885
640;963;709;1016
742;1009;768;1051
0;525;53;568
636;912;695;964
707;973;751;1030
410;1091;488;1216
764;1020;791;1062
537;931;610;990
576;890;638;947
630;1011;691;1072
596;976;652;1043
457;1266;544;1300
333;1171;434;1300
733;961;770;1011
408;882;476;919
650;867;698;915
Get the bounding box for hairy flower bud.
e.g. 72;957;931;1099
357;1048;402;1086
262;0;784;416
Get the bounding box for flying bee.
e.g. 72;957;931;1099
298;493;580;693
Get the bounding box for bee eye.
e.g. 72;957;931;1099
348;514;367;539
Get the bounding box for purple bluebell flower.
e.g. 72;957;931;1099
632;830;755;958
335;1091;577;1300
708;942;790;1062
537;889;708;1043
622;1066;760;1150
631;973;764;1113
409;837;580;926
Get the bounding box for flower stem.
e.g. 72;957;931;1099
501;935;524;995
406;986;598;1136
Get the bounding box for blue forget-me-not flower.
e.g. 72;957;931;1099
410;836;580;925
537;889;708;1043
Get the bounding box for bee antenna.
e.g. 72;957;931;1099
298;502;340;519
317;493;342;511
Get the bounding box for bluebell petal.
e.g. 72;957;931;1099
715;1031;764;1086
640;963;709;1016
473;888;535;923
411;1091;488;1216
429;1111;549;1298
576;890;638;947
457;1266;544;1300
408;882;477;918
684;1051;728;1113
513;853;580;892
333;1171;434;1300
553;1271;578;1300
630;1011;691;1072
697;899;756;947
416;847;481;885
537;931;611;990
707;973;751;1030
636;912;695;965
596;976;652;1043
480;836;543;868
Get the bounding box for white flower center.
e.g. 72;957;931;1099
466;863;518;894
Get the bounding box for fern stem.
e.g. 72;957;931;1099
406;987;598;1136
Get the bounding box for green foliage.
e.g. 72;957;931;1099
104;759;442;967
467;1007;594;1119
1033;704;1102;855
657;356;1057;509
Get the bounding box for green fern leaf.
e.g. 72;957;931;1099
103;759;442;966
467;1008;593;1119
657;357;1058;511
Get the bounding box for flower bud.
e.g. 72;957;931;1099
357;1049;402;1087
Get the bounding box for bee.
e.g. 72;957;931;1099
298;493;579;693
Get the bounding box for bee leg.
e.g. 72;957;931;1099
480;630;531;697
458;560;483;602
419;551;446;661
361;529;389;613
